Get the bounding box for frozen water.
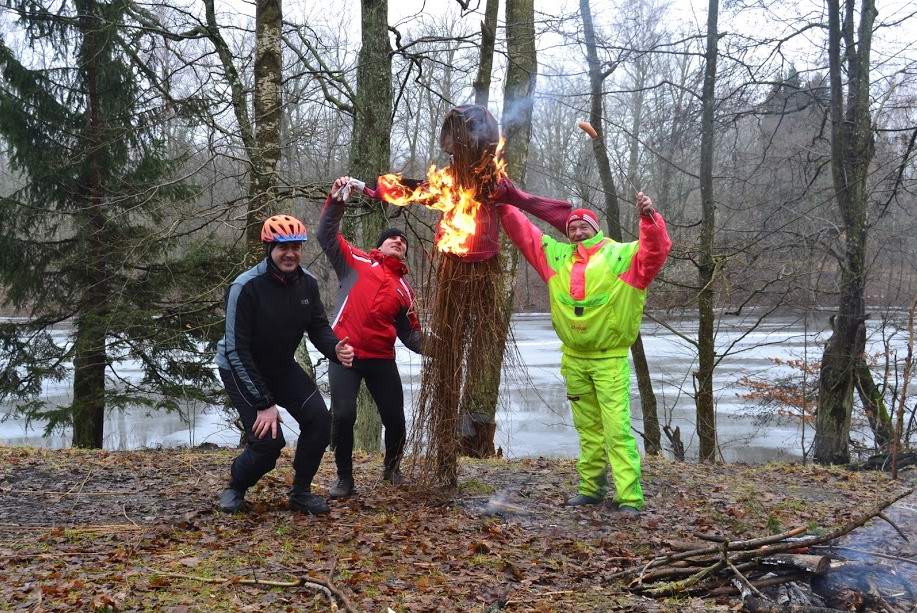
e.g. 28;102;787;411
1;311;910;463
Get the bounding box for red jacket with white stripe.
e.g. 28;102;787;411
318;197;422;360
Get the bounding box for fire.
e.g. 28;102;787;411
377;138;507;255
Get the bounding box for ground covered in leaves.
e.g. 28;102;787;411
0;446;913;612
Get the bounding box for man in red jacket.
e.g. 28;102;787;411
318;176;423;498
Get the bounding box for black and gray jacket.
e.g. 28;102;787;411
215;258;339;411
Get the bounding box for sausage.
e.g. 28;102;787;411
578;121;598;139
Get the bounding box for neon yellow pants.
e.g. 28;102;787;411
560;354;644;510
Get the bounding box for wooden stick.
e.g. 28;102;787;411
760;554;830;575
706;572;807;596
4;489;137;496
0;523;146;533
745;596;849;613
505;589;575;605
152;571;355;613
612;489;911;583
808;545;917;566
610;526;808;580
877;512;910;542
641;540;729;596
643;560;725;596
727;559;767;600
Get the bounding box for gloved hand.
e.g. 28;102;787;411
331;176;366;202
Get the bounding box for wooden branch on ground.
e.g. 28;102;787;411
743;597;849;613
151;570;355;613
707;572;807;596
612;488;913;598
759;554;830;574
876;512;910;542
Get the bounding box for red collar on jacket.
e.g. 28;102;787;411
369;248;410;276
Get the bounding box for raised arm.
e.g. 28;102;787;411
619;195;672;290
496;204;554;282
494;178;571;233
318;179;357;281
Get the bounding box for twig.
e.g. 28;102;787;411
122;504;139;528
808;545;917;567
643;559;725;596
3;489;136;496
610;526;808;580
707;572;807;596
727;559;767;600
642;540;730;597
56;468;95;502
0;523;146;533
0;551;107;561
152;571;356;613
504;590;574;605
877;512;910;542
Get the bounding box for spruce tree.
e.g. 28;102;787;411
0;0;232;447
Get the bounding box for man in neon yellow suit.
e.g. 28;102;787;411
497;181;671;514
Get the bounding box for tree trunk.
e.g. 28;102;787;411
580;0;661;455
71;315;107;448
458;0;536;457
349;0;393;453
72;0;109;449
250;0;283;247
473;0;499;107
855;359;893;450
695;0;719;462
814;0;876;465
203;0;265;259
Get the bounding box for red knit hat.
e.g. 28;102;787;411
566;208;601;235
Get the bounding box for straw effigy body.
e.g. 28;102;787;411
409;106;507;487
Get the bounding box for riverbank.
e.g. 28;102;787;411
0;446;913;611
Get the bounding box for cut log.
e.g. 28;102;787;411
760;554;831;574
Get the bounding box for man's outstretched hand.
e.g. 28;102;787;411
336;336;354;367
636;192;656;218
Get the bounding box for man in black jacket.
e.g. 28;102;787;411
215;214;354;514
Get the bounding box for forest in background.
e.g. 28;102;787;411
0;0;915;464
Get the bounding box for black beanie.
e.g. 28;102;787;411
376;227;408;249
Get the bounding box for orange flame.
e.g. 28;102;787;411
378;137;506;256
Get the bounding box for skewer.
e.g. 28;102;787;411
578;120;659;227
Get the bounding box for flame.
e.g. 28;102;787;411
378;137;506;256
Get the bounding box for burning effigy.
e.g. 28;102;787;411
350;105;509;486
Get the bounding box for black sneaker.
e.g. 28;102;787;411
382;468;407;485
566;493;603;507
289;489;330;515
329;477;355;499
616;505;641;516
217;487;246;513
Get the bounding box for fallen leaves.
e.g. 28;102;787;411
0;446;905;611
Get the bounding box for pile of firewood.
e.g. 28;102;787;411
610;489;912;611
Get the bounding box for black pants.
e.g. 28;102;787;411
329;358;405;478
220;364;330;491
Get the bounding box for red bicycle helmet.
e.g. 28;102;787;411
261;214;307;243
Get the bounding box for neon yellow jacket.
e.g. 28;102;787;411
497;185;671;358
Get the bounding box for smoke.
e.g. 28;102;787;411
500;96;535;132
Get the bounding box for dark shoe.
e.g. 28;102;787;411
616;505;641;516
289;489;330;515
382;468;407;485
566;493;603;507
217;487;245;513
329;477;355;499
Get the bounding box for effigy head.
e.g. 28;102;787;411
439;105;500;162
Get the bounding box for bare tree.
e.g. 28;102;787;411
814;0;878;464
